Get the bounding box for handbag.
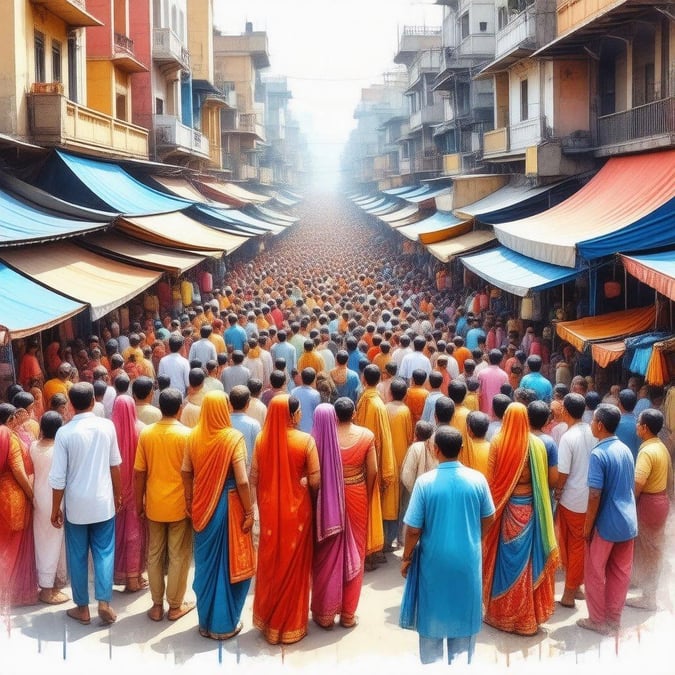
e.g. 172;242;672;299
227;489;256;583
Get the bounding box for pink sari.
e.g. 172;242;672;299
111;395;146;582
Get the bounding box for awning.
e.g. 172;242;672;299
0;242;162;321
461;245;581;297
149;176;221;205
193;180;270;205
426;230;497;263
78;232;204;274
0;183;108;247
494;150;675;267
274;190;302;206
378;205;419;223
397;212;472;245
255;204;298;224
117;211;248;256
367;201;400;216
0;263;86;339
401;186;432;202
195;205;284;235
388;210;426;228
591;341;626;369
361;197;388;212
476;45;535;79
454;177;584;224
621;252;675;302
556;306;657;352
405;186;451;204
382;186;418;196
35;151;190;215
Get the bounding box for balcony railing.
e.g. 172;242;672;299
483;127;509;155
412;151;442;172
495;6;536;59
410;102;445;130
114;33;134;55
153;28;190;69
510;116;545;150
597;97;675;147
154;115;210;159
28;92;148;159
259;167;273;185
409;50;442;85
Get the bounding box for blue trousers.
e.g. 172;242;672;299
419;635;476;665
65;517;115;606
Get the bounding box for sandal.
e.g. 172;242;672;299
66;607;91;625
98;604;117;626
147;604;164;622
167;602;195;621
340;616;358;629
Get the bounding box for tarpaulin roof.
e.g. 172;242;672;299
461;245;581;297
382;185;417;196
0;263;86;339
79;232;204;274
401;186;432;201
193;180;270;205
426;230;497;263
493;150;675;267
35;151;190;215
397;212;472;245
0;242;162;321
0;184;108;247
556;306;657;352
378;204;419;223
368;201;401;216
195;205;284;234
454;178;584;224
405;186;451;204
273;192;299;207
623;331;672;376
591;340;627;368
149;176;222;205
361;197;388;212
621;252;675;302
255;204;298;224
117;212;247;256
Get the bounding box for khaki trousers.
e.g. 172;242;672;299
146;518;193;609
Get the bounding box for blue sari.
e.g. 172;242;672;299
193;477;251;638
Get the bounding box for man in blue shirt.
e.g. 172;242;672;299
290;367;321;434
578;404;637;636
615;388;640;461
229;385;261;467
400;426;495;665
520;355;553;403
224;313;247;353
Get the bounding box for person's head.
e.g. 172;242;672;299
168;334;184;353
93;379;107;401
499;383;513;398
270;370;286;389
157;374;171;391
114;373;130;394
414;420;434;442
334;396;355;423
132;376;154;402
585;390;601;412
411;369;427;386
553;383;570;401
189;368;205;389
488;349;502;366
363;364;381;387
390;377;408;401
247;377;263;397
434;396;455;425
618;388;637;413
527;400;551;431
466;376;479;393
301;367;316;386
0;403;17;426
49;393;68;416
570;375;588;395
492;393;512;421
57;362;72;380
277;329;287;342
526;355;542;373
638;408;664;439
592;403;621;438
562;392;586;421
231;350;245;365
428;371;443;390
288;395;301;424
39;410;63;440
229;385;251;412
467;410;489;439
158;388;183;417
412;336;426;352
335;350;349;366
434;426;463;460
463;359;476;375
448;380;467;405
68;382;94;412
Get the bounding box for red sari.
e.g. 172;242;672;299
252;395;319;644
0;427;38;607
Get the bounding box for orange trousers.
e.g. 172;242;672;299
556;503;586;590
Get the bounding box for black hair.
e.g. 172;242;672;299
467;410;489;438
40;410;63;439
159;388;183;416
527;400;551;430
434;426;463;459
563;392;586;420
69;382;94;412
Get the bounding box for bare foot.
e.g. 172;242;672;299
577;618;609;635
625;596;657;610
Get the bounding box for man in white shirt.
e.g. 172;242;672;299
555;392;596;608
188;324;217;368
49;382;122;626
399;336;432;383
158;335;190;395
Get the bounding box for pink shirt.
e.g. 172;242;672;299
477;365;509;417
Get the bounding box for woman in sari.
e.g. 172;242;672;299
0;404;38;607
111;395;147;593
183;390;254;640
251;394;320;644
482;402;558;636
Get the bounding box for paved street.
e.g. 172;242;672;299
3;516;674;674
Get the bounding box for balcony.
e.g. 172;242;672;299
259;167;273;185
483;127;509;155
238;113;266;141
596;97;675;155
112;33;146;73
395;26;443;66
412;150;443;173
556;0;622;36
399;157;412;175
221;152;233;171
153;115;210;160
410;102;445;131
408;51;442;88
495;6;536;59
28;92;148;159
510;116;545;149
32;0;102;28
153;28;190;71
443;153;462;175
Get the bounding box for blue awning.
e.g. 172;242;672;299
35;151;190;215
396;211;470;243
194;205;284;235
0;184;108;247
254;204;298;224
405;186;451;204
460;245;581;297
0;262;86;338
368;201;400;216
361;198;389;212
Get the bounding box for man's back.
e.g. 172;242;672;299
557;422;595;513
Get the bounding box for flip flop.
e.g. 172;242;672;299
66;607;91;625
147;604;164;622
167;602;195;621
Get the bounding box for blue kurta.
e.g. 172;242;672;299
403;462;494;639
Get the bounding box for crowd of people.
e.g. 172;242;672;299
1;195;673;664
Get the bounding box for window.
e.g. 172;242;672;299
68;31;78;101
644;63;655;104
460;13;470;40
34;31;46;83
479;22;487;32
155;97;164;115
116;94;127;121
520;79;529;121
426;88;435;107
52;40;62;82
498;7;508;29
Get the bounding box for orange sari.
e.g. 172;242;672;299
252;395;319;644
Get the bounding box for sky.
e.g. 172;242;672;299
214;0;442;187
